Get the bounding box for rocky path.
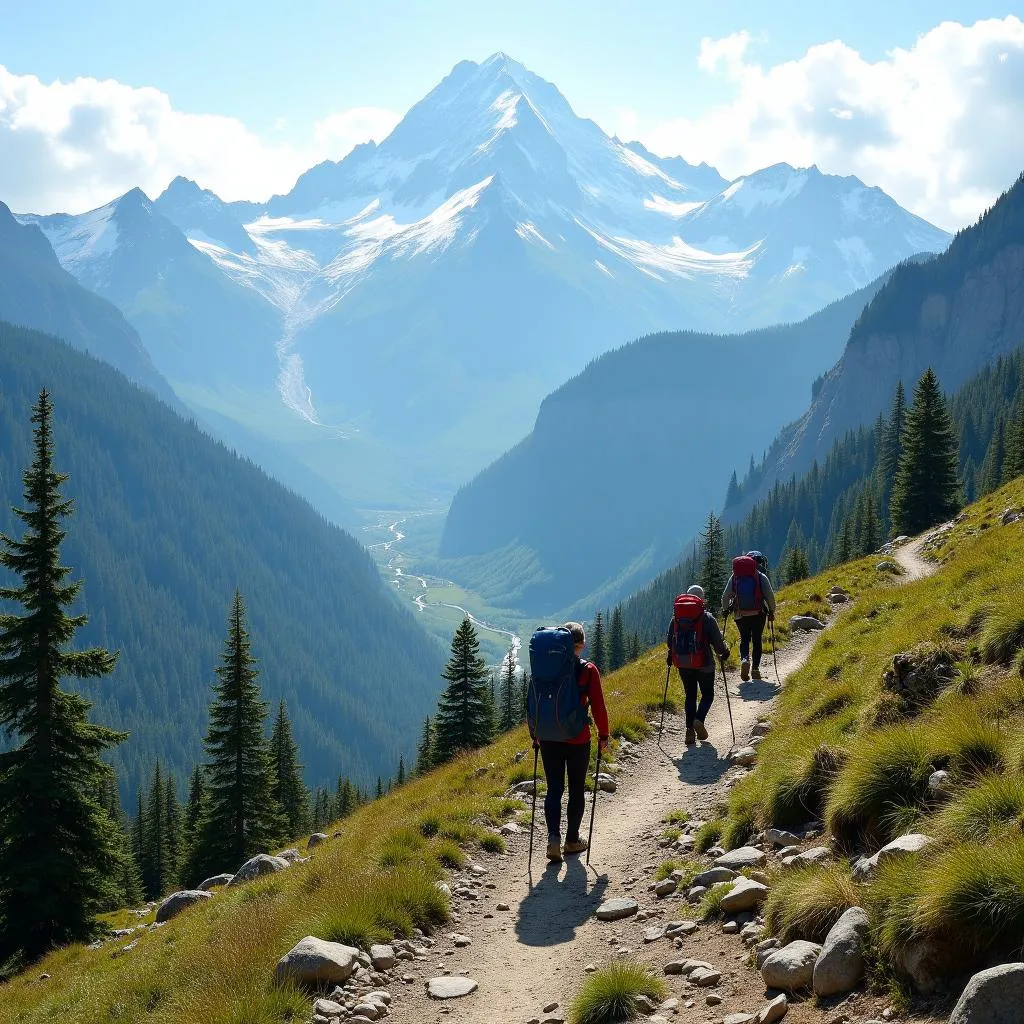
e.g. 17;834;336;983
891;534;937;582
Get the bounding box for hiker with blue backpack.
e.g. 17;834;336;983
528;622;609;864
721;550;777;681
665;585;730;745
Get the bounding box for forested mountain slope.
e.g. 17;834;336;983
438;270;896;616
0;322;444;800
734;171;1024;516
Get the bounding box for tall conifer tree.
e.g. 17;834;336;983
498;647;519;731
415;717;435;776
433;618;493;762
141;763;171;899
878;381;907;503
698;512;727;606
269;699;310;842
165;776;182;887
608;607;626;671
188;591;277;881
0;390;126;965
890;369;961;535
590;612;607;673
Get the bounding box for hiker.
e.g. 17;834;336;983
721;550;777;681
528;621;608;863
665;585;730;745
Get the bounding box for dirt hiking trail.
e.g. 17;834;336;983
389;538;938;1024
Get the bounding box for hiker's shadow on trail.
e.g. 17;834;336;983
737;677;779;702
516;856;609;947
671;741;730;787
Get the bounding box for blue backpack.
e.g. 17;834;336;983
527;627;590;742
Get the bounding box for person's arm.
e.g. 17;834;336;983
761;572;777;617
706;613;729;661
721;574;734;616
586;664;610;748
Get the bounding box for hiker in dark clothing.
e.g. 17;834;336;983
533;621;608;863
665;585;730;745
721;550;777;681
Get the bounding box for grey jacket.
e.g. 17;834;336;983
721;571;777;618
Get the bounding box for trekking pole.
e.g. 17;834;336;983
769;617;781;686
586;744;602;867
720;657;736;748
527;743;539;874
658;662;671;738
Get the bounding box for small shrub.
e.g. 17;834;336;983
569;961;667;1024
980;595;1024;664
432;838;466;869
663;809;690;825
933;710;1007;778
493;798;526;818
692;820;723;853
763;864;859;942
379;829;426;867
478;832;506;854
932;773;1024;842
661;828;681;842
699;882;733;920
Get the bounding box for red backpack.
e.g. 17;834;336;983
670;593;707;669
731;555;763;615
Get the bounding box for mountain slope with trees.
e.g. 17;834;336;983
0;321;444;801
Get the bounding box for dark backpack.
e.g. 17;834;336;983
527;627;590;742
732;555;764;614
669;593;708;669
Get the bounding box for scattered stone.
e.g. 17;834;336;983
789;615;825;631
722;921;739;934
653;879;677;897
450;933;472;948
1001;507;1024;526
715;847;766;870
875;832;933;867
313;997;344;1016
794;846;831;866
720;877;768;913
693;867;737;888
883;646;957;709
899;935;959;995
949;963;1024;1022
510;779;538;796
197;873;233;890
275;936;359;986
228;853;290;885
813;907;870;996
752;721;772;737
875;560;900;573
928;769;952;794
766;828;801;848
307;832;329;848
754;993;789;1024
829;593;848;604
663;960;686;975
760;940;822;991
659;997;678;1012
154;890;212;923
723;1015;754;1024
634;994;659;1014
595;773;617;793
584;963;597;973
689;967;722;987
665;920;698;937
731;747;758;766
499;822;523;835
427;976;478;999
370;944;396;971
706;993;723;1006
497;902;511;911
543;1001;559;1013
644;925;667;942
277;848;303;863
596;897;639;921
776;845;801;859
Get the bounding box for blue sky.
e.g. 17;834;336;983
1;2;1022;225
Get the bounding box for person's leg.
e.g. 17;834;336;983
738;617;753;680
752;614;766;671
539;742;567;844
679;668;698;727
564;741;592;844
695;671;715;724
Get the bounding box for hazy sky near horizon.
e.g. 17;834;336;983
2;1;1023;228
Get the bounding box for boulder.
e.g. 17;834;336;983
928;769;952;794
715;846;766;870
882;646;957;708
653;879;677;897
875;833;933;867
812;907;869;996
876;560;901;572
595;773;617;793
693;867;737;888
595;897;638;921
754;993;789;1024
275;936;359;986
427;976;478;999
197;873;233;890
899;935;960;995
155;889;212;923
370;943;396;971
793;846;831;866
760;940;821;992
829;593;849;604
789;616;825;631
720;878;769;913
228;854;291;885
307;832;329;848
752;722;772;737
731;747;758;766
1001;507;1024;526
277;848;303;863
499;821;523;835
689;966;722;987
950;963;1024;1022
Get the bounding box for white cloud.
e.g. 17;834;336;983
0;66;399;214
640;17;1024;230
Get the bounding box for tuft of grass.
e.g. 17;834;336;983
663;809;690;825
955;659;982;696
478;832;506;854
568;961;668;1024
699;881;733;920
980;594;1024;664
432;839;466;870
692;819;723;853
418;813;441;838
661;828;681;842
378;828;426;868
654;860;681;881
931;772;1024;842
763;864;859;942
933;708;1007;778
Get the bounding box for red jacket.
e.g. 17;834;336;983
568;661;609;744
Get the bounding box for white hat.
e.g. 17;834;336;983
686;584;705;600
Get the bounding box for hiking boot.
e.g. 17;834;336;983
693;719;709;741
685;728;696;745
740;659;751;682
563;838;588;855
546;841;563;862
751;666;763;680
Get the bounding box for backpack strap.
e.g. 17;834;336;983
575;658;592;699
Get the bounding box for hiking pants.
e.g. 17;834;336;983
737;613;767;669
539;740;591;843
678;668;714;728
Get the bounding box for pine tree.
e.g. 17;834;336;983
980;418;1006;495
698;512;727;610
628;632;641;663
836;518;853;564
269;699;310;843
102;772;143;909
433;618;493;763
188;591;277;881
890;368;962;536
590;611;607;673
497;647;519;732
724;470;741;508
1006;398;1024;482
375;776;384;800
165;775;182;890
311;787;332;830
396;756;406;787
781;546;811;584
0;390;127;964
139;763;171;899
335;776;354;818
608;607;626;671
878;381;907;502
415;717;435;776
183;766;205;842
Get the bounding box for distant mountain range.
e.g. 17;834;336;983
15;53;950;507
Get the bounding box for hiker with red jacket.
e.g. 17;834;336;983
665;585;730;745
721;550;777;681
527;621;609;863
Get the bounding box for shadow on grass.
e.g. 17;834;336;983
516;856;609;947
